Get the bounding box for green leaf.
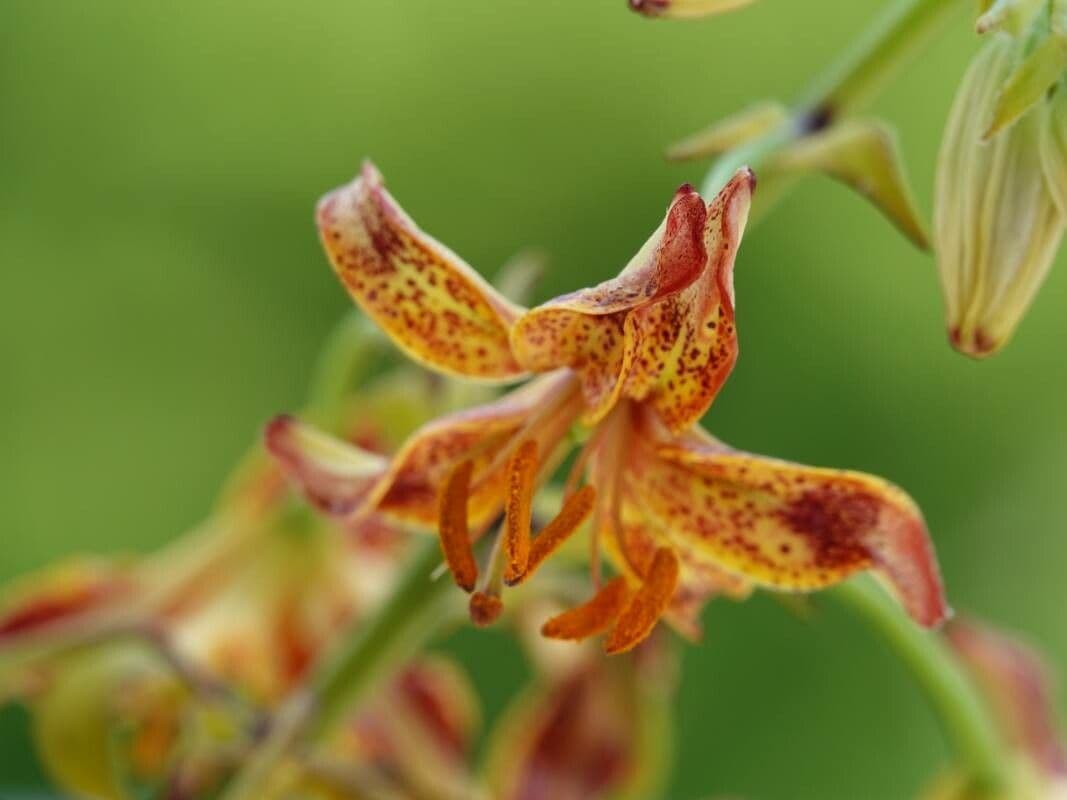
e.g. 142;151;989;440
771;119;930;250
985;35;1067;138
666;102;789;162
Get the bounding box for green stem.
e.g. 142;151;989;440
828;577;1010;796
703;0;967;193
221;538;456;800
311;538;455;737
798;0;967;118
304;312;388;428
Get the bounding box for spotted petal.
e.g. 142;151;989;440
317;162;527;381
511;170;752;429
624;415;946;627
590;423;751;641
264;414;389;515
361;372;582;529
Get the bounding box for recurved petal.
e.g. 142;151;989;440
0;559;133;644
511;171;752;429
264;415;389;515
947;619;1067;778
511;185;709;424
623;169;752;431
628;423;947;627
363;371;582;528
317;162;526;381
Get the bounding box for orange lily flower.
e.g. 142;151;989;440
273;161;947;656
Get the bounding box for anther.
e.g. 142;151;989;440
469;591;504;627
541;576;631;641
522;485;596;581
438;460;478;592
503;440;538;585
604;547;679;655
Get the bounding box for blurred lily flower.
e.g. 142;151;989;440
272;162;946;657
0;318;482;794
287;655;482;800
924;618;1067;799
628;0;754;20
935;6;1067;357
28;642;193;800
485;625;677;800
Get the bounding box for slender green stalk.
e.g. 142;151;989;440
304;312;388;428
311;538;455;737
798;0;967;118
704;0;967;193
828;577;1009;796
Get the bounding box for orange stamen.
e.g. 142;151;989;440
503;440;538;585
523;485;596;581
541;576;631;641
438;460;478;592
469;591;504;627
604;547;679;655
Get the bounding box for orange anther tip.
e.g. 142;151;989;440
469;592;504;627
604;548;679;655
540;576;631;641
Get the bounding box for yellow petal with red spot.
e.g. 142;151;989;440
264;414;388;515
362;372;582;529
626;420;946;627
0;558;132;644
589;417;752;640
511;170;752;429
317;162;527;381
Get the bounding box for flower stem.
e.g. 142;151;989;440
221;538;456;800
311;538;456;737
827;577;1009;796
703;0;966;194
798;0;967;119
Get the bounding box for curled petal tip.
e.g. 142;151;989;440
359;158;382;185
264;414;387;515
316;162;526;381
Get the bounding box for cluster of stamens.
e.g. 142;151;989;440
437;438;681;654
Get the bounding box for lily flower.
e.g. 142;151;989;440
278;162;946;656
924;618;1067;799
484;621;678;800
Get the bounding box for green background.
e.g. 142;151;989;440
2;1;1065;797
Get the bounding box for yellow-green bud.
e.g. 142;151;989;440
934;35;1066;358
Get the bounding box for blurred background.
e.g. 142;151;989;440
2;1;1065;797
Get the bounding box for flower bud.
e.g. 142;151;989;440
30;643;187;800
934;35;1066;357
629;0;753;20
